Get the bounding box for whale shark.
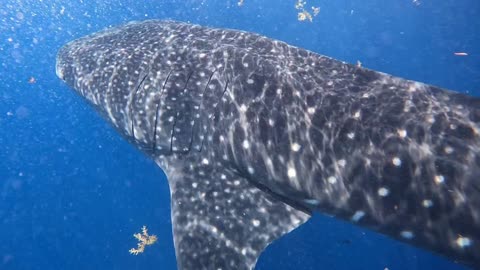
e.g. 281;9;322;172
55;20;480;269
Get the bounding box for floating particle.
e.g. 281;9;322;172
454;52;468;56
295;0;306;9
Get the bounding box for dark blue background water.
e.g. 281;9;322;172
1;0;479;269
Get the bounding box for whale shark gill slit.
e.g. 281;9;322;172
153;69;173;154
196;70;216;153
169;112;178;154
176;71;194;154
131;72;149;139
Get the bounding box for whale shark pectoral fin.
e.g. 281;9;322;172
166;163;310;270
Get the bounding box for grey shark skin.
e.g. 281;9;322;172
56;20;480;269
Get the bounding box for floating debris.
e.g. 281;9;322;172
238;0;244;6
28;77;36;84
298;10;313;22
454;52;468;56
129;225;157;255
295;0;320;22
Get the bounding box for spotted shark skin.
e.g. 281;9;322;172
56;20;480;269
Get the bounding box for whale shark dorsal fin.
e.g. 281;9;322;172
160;158;310;270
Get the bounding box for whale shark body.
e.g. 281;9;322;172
56;20;480;269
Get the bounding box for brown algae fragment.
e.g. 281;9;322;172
129;225;158;255
295;0;320;22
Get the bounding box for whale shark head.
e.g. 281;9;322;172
56;22;209;157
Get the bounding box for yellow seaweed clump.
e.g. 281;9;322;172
298;10;313;22
295;0;320;22
129;225;158;255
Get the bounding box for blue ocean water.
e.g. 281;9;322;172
1;0;479;269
